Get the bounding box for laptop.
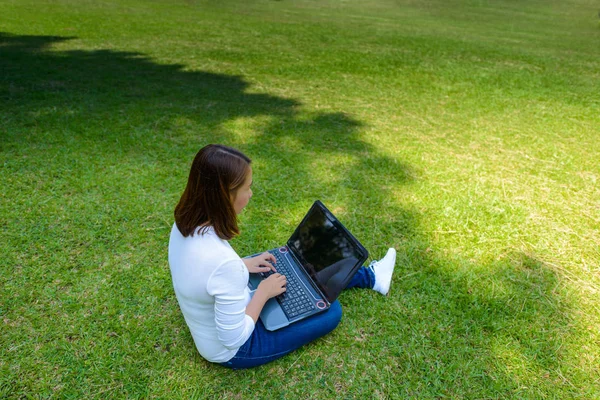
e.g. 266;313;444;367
247;200;368;331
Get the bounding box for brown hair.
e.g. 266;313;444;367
174;144;251;240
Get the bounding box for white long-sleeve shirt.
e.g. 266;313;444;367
168;223;254;363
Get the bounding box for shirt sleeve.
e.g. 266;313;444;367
206;260;255;350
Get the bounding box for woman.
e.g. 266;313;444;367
168;144;396;369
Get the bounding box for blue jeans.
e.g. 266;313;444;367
221;266;375;369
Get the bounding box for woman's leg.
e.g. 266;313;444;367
348;249;396;294
221;301;342;369
345;266;375;289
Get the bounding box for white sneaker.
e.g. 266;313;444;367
369;248;397;295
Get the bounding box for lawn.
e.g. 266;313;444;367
1;0;599;398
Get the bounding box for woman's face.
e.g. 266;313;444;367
232;167;253;214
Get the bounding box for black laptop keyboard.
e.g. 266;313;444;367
260;250;316;319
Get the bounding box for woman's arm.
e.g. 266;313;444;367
245;273;287;322
208;260;287;348
208;261;257;349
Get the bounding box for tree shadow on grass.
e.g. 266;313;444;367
0;32;585;398
0;32;297;144
1;30;415;262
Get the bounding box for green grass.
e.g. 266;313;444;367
1;0;599;398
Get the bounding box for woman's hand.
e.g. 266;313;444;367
243;252;277;274
246;273;287;322
257;273;287;298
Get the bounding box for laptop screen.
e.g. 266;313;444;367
287;201;368;302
